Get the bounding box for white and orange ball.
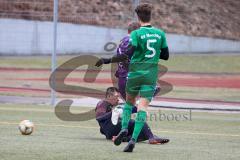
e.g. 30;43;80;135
18;120;34;135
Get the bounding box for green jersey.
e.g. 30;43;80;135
126;25;168;101
129;25;168;72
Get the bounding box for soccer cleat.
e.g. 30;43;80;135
123;138;135;152
149;136;170;144
113;129;128;146
112;135;130;142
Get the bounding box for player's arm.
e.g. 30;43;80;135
95;102;113;121
95;103;107;118
112;44;135;62
95;53;129;67
96;112;112;122
95;45;134;67
159;47;169;60
159;31;169;61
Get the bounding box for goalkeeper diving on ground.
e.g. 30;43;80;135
95;87;169;144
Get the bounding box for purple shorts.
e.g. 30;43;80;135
118;77;127;100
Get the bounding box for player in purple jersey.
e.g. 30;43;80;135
115;22;139;100
95;87;169;144
96;22;162;100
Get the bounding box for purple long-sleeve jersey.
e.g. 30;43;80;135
115;35;133;78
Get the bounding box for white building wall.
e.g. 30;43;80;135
0;19;239;55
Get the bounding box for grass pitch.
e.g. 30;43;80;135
0;104;239;160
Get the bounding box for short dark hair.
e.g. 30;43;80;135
105;87;119;98
128;21;140;33
135;3;153;23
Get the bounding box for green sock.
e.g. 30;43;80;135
121;102;133;130
132;110;147;141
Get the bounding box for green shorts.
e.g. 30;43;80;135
126;70;158;102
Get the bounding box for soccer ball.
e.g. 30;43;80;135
18;120;34;135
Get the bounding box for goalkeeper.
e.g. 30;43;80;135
95;87;169;144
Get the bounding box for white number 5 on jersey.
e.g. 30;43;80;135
145;39;157;58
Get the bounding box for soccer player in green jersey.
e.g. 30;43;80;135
113;3;169;152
